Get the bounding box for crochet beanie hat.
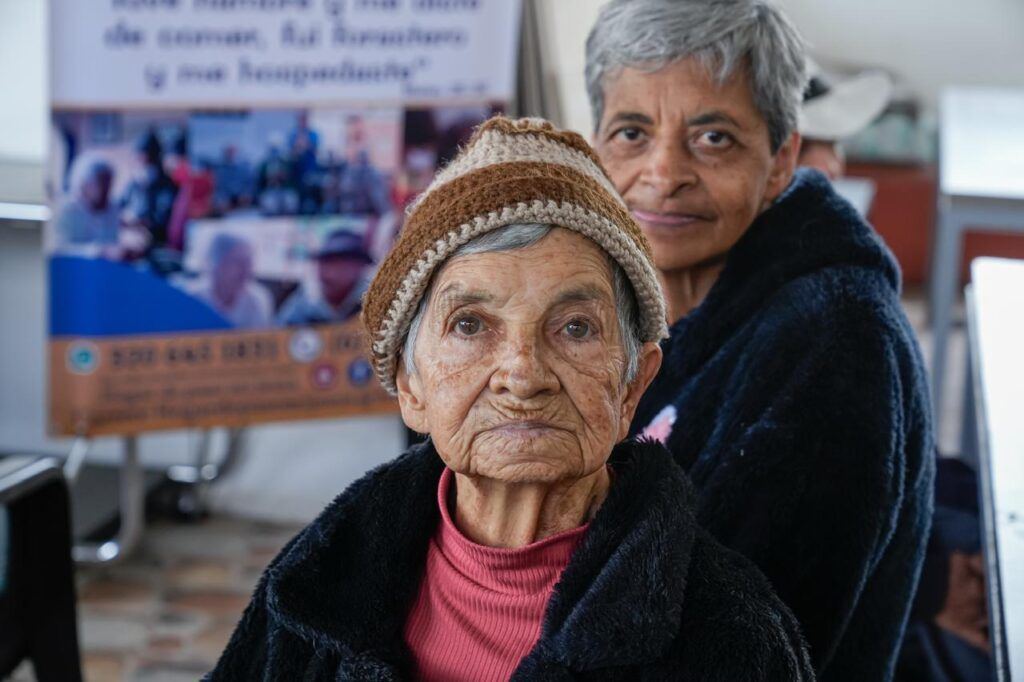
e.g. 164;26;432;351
362;116;668;394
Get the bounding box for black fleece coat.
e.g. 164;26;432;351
207;440;814;681
630;169;935;682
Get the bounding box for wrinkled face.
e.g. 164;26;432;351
213;245;252;301
317;257;364;306
594;58;798;274
396;229;660;485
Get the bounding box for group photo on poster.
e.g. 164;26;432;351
46;100;503;433
48;104;502;335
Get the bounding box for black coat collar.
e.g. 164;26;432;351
647;168;900;395
267;439;697;674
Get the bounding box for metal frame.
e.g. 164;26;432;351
928;193;1024;416
63;427;246;565
67;436;144;565
166;428;246;517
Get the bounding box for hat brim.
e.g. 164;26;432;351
799;72;893;141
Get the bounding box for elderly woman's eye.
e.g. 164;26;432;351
454;316;482;336
564;319;592;339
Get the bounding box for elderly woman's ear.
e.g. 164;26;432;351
617;340;662;440
395;361;428;434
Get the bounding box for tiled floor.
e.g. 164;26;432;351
11;517;300;682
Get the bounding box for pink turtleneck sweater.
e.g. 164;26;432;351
402;468;588;682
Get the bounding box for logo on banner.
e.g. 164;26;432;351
310;362;339;390
289;329;323;364
66;341;100;375
347;357;373;386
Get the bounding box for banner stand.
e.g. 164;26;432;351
48;0;525;563
164;427;247;519
66;435;145;565
63;428;245;565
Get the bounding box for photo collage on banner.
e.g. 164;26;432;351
48;0;520;435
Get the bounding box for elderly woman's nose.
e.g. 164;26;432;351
488;337;559;398
642;138;698;196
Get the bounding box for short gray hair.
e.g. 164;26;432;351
402;224;643;383
585;0;807;152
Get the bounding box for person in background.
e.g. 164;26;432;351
288;112;323;214
207;116;813;681
897;458;992;681
798;61;892;180
165;130;193;187
186;233;273;329
121;129;178;248
276;229;372;326
257;137;300;216
586;1;934;680
334;115;392;216
53;157;121;256
166;133;215;250
212;145;255;214
288;111;321;174
397;109;441;210
794;60;991;680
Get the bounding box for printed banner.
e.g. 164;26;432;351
52;0;521;107
48;0;520;435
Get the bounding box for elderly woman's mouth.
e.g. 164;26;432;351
631;208;710;229
486;420;563;435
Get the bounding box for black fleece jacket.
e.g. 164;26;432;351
207;440;814;681
630;168;935;682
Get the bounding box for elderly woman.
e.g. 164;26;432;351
585;2;934;681
53;157;121;255
208;118;813;680
186;233;273;328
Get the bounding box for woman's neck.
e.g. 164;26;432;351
452;466;610;548
661;259;725;323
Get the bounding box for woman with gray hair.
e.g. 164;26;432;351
586;2;933;681
53;156;121;256
208;117;814;680
185;233;273;328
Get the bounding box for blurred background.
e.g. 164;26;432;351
1;1;1023;680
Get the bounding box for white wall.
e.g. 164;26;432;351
537;0;1024;136
0;0;47;162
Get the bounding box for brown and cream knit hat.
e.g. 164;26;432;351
362;116;669;394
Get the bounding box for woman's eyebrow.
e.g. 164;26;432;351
433;282;493;308
551;284;611;307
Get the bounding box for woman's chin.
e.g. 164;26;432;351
471;459;573;485
466;441;584;484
